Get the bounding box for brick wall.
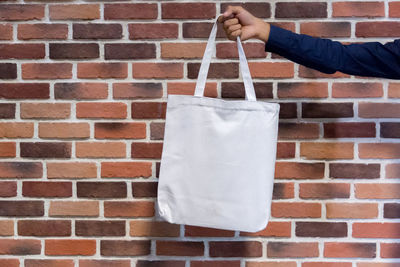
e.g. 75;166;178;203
0;0;399;266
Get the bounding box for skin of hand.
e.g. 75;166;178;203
217;5;271;42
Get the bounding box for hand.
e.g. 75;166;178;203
218;5;270;42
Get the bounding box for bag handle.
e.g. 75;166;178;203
194;20;257;101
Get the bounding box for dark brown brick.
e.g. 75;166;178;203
113;83;162;99
105;44;155;59
77;182;127;198
76;220;125;237
0;201;43;216
104;4;157;20
0;44;45;59
273;183;295;199
0;162;42;178
296;222;347;237
162;3;215;19
267;242;319;258
22;182;72;197
183;23;226;38
302;103;353;118
157;241;204;256
276;2;327;18
0;182;17;197
0;239;41;255
191;261;240;267
132;182;158;198
131;142;163;159
20;142;71;158
330;163;380;179
0;63;16;79
129;23;178;40
50;43;99;59
0;83;49;99
0;104;15;119
131;102;167;119
384;203;400;218
221;82;273;99
55;82;108;100
73;23;122;39
156;162;160;178
381;122;400;138
300;183;350;199
279;103;297;119
188;63;238;79
78;260;129;267
137;261;185;267
209;241;262;257
221;2;270;18
324;122;376;138
150;122;165;140
18;220;71;236
0;4;44;21
101;240;150;256
185;226;234;238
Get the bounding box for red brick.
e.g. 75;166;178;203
278;123;320;139
0;24;12;40
240;222;291;238
55;83;108;100
168;82;217;98
0;220;14;236
101;240;150;256
0;44;45;59
0;4;44;20
390;2;400;17
389;83;400;98
192;261;240;267
273;183;295;199
332;82;383;98
47;162;97;179
129;23;178;40
300;142;353;160
73;23;122;39
359;103;400;118
277;143;295;159
327;203;378;219
49;4;100;20
25;260;73;267
0;142;15;157
76;102;126;119
136;261;184;267
0;182;17;197
130;221;180;237
185;226;234;237
333;2;384;17
76;220;125;237
78;63;127;78
353;223;400;238
217;42;266;59
275;2;327;18
0;122;34;138
131;142;163;159
79;260;130;267
45;239;96;256
330;163;380;179
104;201;154;217
296;222;347;237
300;183;350;199
49;201;99;217
18;220;71;236
157;241;204;256
301;22;350;37
18;23;67;40
381;243;400;258
133;63;183;79
209;241;262;257
21;101;65;117
162;3;215;19
101;162;151;178
324;242;376;258
0;162;43;178
77;182;127;199
183;22;226;39
356;183;400;199
188;63;238;79
22;181;72;197
324;122;376;138
247;262;297;267
39;122;90;139
22;63;72;79
302;263;351;267
221;82;273;99
162;43;205;59
359;143;400;159
386;164;400;178
356;22;400;37
278;82;328;98
113;83;162;99
76;142;125;159
249;62;294;78
299;66;350;78
95;122;146;139
50;43;98;59
267;242;319;258
357;264;400;267
0;239;41;255
104;3;157;20
131;102;167;119
275;162;324;179
0;259;19;267
272;202;321;218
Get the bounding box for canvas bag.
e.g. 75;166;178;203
157;21;280;232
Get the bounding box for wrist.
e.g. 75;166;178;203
255;19;270;43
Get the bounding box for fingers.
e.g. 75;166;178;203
226;24;241;35
223;18;239;30
228;29;241;41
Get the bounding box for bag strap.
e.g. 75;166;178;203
194;21;257;102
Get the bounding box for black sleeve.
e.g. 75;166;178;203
265;25;400;80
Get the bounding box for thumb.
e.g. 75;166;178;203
223;5;243;18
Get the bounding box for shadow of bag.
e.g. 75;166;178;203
157;20;280;232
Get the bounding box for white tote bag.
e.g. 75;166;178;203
157;21;280;232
